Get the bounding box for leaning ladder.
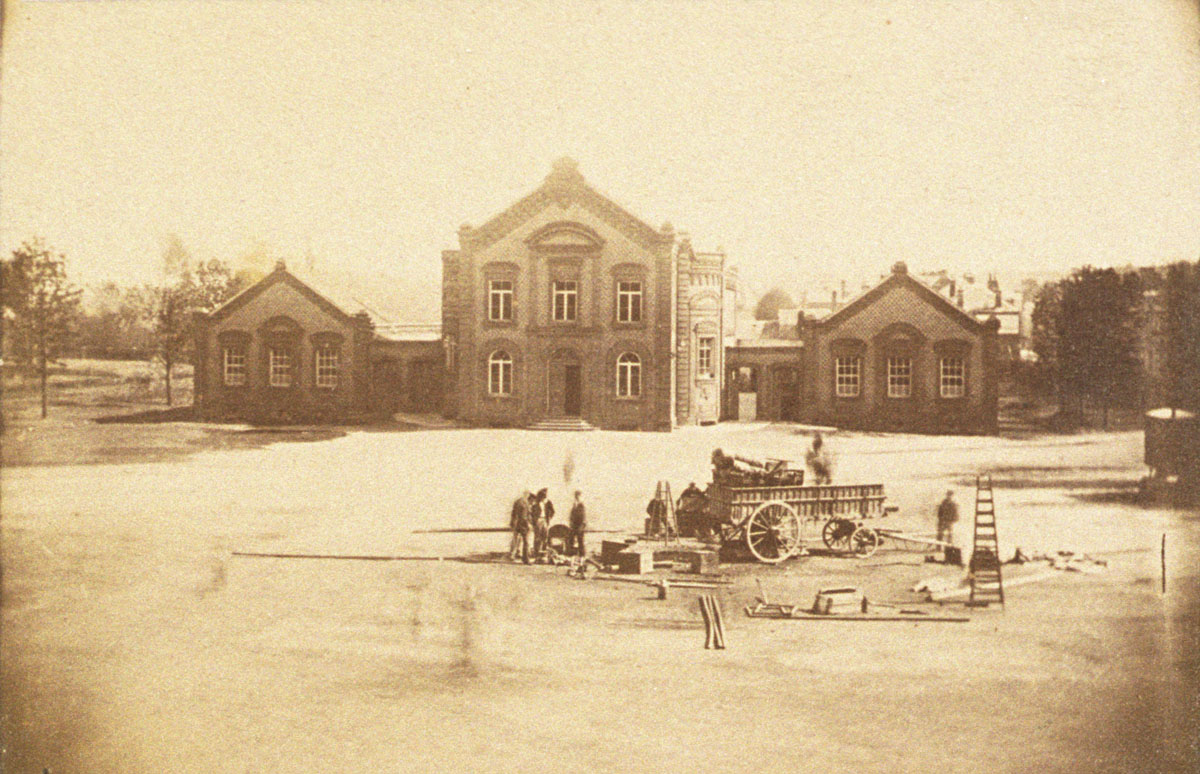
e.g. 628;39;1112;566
655;480;679;541
968;474;1005;607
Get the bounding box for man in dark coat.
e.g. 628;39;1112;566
568;490;587;558
509;491;532;564
937;490;959;548
530;489;548;560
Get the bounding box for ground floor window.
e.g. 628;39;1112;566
616;352;641;397
940;357;965;398
223;347;246;386
887;357;911;398
697;337;714;377
835;356;861;397
488;350;513;396
315;347;340;389
269;348;293;388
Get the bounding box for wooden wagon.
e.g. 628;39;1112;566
677;478;894;563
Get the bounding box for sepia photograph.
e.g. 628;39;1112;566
1;1;1198;771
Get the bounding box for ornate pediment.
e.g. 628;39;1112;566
525;221;605;251
460;159;671;253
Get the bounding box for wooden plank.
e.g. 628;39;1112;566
232;551;448;561
746;611;970;623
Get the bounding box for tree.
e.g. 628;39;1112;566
76;281;154;360
753;288;796;321
130;244;245;406
128;278;195;406
193;258;246;312
1046;266;1144;428
1;239;83;418
1029;281;1063;399
1162;259;1200;413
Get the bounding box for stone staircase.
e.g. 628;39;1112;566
527;417;596;432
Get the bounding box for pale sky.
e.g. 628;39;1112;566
2;0;1199;321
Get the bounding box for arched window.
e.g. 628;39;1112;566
616;352;641;398
488;351;513;396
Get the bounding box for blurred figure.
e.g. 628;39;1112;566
805;432;833;485
568;490;587;557
936;490;959;548
531;488;550;560
509;491;532;564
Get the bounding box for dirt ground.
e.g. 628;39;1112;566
2;382;1198;773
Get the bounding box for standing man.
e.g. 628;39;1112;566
568;490;587;558
805;433;833;485
530;489;547;561
936;490;959;554
509;491;533;564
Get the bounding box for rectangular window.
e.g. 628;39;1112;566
940;357;966;398
616;281;642;323
835;357;861;398
552;281;578;322
489;357;512;396
269;349;293;388
488;280;513;322
697;337;714;377
887;357;912;398
315;347;339;389
223;348;246;386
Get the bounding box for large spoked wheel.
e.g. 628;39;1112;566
822;517;857;551
745;501;802;563
850;526;880;558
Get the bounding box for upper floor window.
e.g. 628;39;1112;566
697;337;715;377
488;280;513;322
223;347;246;386
552;281;578;322
940;357;965;398
315;346;340;389
616;352;641;397
269;348;293;388
617;281;642;323
835;357;861;398
887;357;912;398
488;350;513;396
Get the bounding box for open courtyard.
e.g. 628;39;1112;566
2;387;1198;773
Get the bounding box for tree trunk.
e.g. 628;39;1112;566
39;353;48;419
165;351;173;407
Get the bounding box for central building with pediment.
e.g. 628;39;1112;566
441;158;734;431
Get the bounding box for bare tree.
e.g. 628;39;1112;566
129;247;247;406
1;239;83;418
129;276;196;407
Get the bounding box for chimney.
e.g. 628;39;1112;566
831;289;838;313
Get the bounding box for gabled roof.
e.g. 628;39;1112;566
816;262;986;333
207;261;359;325
459;158;671;252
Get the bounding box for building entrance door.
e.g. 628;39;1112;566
564;364;582;416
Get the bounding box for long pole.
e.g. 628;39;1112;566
1161;533;1166;594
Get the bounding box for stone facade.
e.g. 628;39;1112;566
441;159;731;431
799;262;999;434
194;263;443;423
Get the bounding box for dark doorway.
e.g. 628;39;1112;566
776;366;800;422
564;364;582;416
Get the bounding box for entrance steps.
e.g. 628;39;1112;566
527;417;596;432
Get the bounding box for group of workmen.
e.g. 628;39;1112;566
509;488;587;564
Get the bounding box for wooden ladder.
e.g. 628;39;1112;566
968;474;1005;607
655;480;679;540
